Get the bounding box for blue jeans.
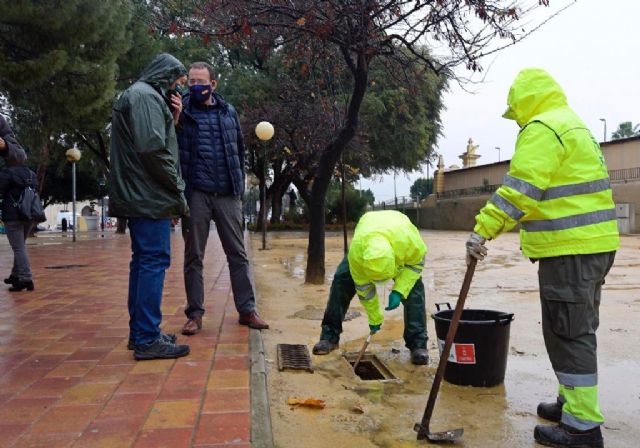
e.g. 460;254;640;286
128;218;171;346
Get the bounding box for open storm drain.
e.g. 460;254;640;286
277;344;314;372
344;353;397;382
44;264;88;270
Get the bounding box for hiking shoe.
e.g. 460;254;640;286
410;348;429;365
128;333;177;350
534;423;603;448
537;399;563;422
133;338;189;360
312;339;338;355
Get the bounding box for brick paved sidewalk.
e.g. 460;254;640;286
0;231;252;447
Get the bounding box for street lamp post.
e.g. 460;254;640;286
495;146;501;162
255;121;274;250
65;148;82;242
599;118;607;142
98;177;106;236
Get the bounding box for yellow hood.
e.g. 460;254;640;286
502;68;568;127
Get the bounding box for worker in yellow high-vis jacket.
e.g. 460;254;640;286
467;68;619;448
313;210;429;365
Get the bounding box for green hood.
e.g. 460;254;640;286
502;68;568;127
139;53;187;95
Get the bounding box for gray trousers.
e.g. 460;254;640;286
539;252;615;374
182;190;255;317
5;221;33;281
538;251;615;429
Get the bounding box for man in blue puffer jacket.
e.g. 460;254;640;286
177;61;269;335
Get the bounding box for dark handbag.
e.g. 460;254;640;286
9;172;46;223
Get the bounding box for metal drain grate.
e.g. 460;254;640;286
44;264;88;270
277;344;314;373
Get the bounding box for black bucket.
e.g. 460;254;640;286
432;303;514;387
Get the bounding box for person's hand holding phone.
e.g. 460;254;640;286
171;93;182;125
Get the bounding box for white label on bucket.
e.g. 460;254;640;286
437;339;476;364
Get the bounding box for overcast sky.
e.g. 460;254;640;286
362;0;640;203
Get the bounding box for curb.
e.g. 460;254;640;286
245;230;274;448
249;329;274;448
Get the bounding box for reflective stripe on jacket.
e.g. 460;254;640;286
475;68;619;258
348;210;427;325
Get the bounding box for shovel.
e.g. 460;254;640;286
352;331;373;372
414;257;477;442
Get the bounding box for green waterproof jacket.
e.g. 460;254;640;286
108;53;189;219
474;68;619;258
348;210;427;326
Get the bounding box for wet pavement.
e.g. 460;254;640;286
251;230;640;448
0;230;251;447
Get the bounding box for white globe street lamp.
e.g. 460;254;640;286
65;148;82;242
255;122;274;250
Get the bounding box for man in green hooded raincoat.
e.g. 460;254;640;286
109;53;191;361
466;68;618;448
313;210;429;365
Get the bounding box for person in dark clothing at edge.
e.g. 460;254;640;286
177;61;269;335
0;114;33;292
108;53;191;360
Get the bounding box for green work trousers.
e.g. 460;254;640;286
538;251;616;431
319;257;427;350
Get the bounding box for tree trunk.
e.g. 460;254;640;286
36;133;51;196
305;52;369;284
269;178;289;224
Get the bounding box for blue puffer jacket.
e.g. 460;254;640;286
177;92;245;197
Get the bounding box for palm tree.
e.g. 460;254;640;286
611;121;640;140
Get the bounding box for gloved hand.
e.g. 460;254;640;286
385;290;403;311
465;232;487;265
369;324;381;334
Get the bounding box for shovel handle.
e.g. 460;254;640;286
352;332;373;371
416;258;477;440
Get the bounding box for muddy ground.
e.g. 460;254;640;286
249;230;640;447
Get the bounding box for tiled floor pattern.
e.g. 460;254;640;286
0;231;251;447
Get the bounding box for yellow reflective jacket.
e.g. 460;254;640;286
475;68;620;258
348;211;427;326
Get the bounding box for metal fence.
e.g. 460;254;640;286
371;167;639;210
609;167;640;183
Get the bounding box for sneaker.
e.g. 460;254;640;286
537;399;563;422
133;338;189;360
128;333;177;350
534;423;603;448
410;348;429;365
312;339;339;355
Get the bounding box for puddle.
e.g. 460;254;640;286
281;254;306;278
293;306;361;321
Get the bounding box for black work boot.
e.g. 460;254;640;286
3;275;18;285
537;399;563;422
8;280;34;292
128;333;177;350
410;348;429;365
312;339;338;355
534;423;603;448
134;338;190;360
